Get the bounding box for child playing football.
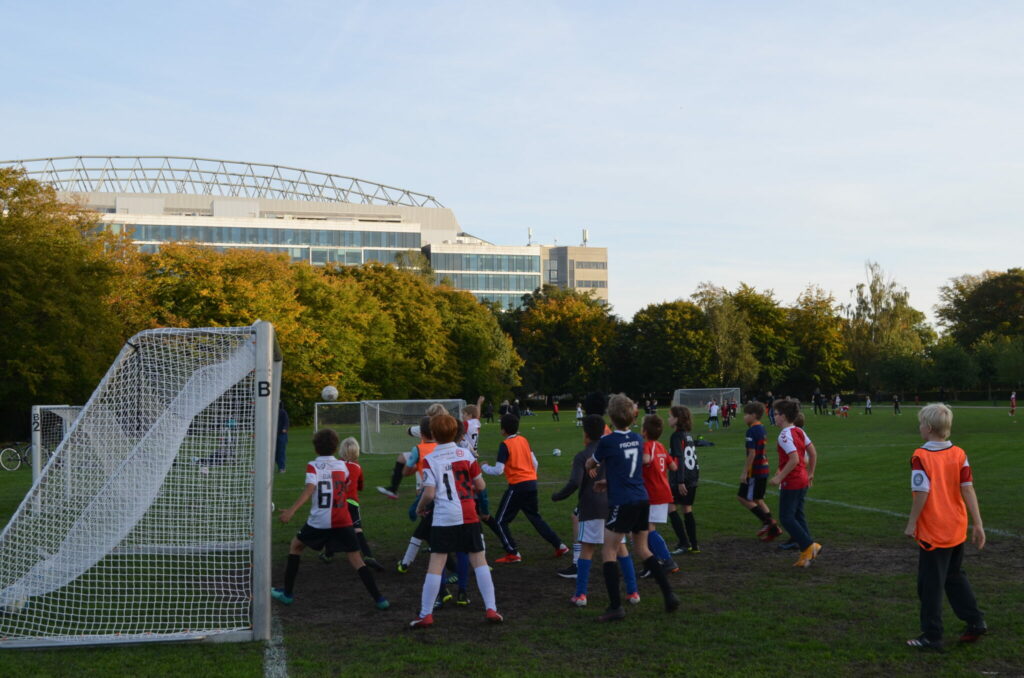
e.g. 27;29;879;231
319;437;384;570
641;414;678;576
736;402;781;541
668;405;700;553
770;400;821;567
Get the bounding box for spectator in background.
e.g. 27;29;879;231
484;401;495;424
275;402;289;473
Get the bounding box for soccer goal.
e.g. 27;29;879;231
360;399;466;454
30;405;83;483
0;321;281;648
672;388;742;410
313;401;362;441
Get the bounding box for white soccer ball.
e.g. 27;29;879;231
552;448;561;457
321;385;339;402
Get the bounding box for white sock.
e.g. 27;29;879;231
572;542;581;565
402;538;422;567
420;573;442;618
474;565;497;611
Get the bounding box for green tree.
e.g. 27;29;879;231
930;340;978;400
786;286;852;393
0;169;129;437
692;284;759;388
937;269;1024;347
730;284;796;390
993;335;1024;389
620;300;714;393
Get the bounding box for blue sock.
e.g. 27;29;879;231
456;552;469;592
648;530;672;561
618;555;638;595
575;558;592;597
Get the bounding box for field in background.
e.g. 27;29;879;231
1;405;1021;676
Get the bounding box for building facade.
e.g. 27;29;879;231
1;156;608;308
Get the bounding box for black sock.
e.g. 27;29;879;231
668;511;688;546
684;513;698;549
283;554;300;596
357;531;373;557
483;515;502;539
750;506;772;525
644;555;673;598
357;565;382;601
602;561;621;610
388;462;405;492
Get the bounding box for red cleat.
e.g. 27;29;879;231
494;553;522;564
553;544;570;558
485;609;504;623
409;614;434;629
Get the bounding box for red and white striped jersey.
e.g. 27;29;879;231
304;456;353;529
463;418;482;457
421;442;482;526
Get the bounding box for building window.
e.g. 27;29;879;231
575;280;607;288
575;260;607;269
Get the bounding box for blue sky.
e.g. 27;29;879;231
3;1;1022;321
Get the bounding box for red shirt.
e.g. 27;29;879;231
422;443;483;527
642;440;673;504
776;426;810;490
346;461;364;503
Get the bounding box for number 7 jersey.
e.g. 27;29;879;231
305;455;353;529
592;430;649;506
421;442;483;526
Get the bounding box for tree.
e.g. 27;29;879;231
992;336;1024;389
937;269;1024;347
786;286;852;393
844;262;934;391
620;300;714;394
930;340;978;399
692;284;759;388
729;284;797;390
0;169;130;437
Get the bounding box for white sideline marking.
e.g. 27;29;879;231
263;612;288;678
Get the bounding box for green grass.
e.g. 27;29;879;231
2;406;1022;676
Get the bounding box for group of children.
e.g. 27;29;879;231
271;393;988;649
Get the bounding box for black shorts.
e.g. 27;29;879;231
673;483;698;507
296;524;359;553
738;477;767;502
413;511;434;541
430;523;485;554
606;501;650;534
347;502;362;529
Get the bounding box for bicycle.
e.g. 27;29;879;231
0;442;33;472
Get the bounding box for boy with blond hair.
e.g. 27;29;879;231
904;404;986;651
320;437;383;570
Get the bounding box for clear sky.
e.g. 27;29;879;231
3;1;1022;322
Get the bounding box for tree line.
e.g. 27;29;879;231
2;169;1021;435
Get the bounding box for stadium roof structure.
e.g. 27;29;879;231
0;155;444;208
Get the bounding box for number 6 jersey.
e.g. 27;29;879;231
421;442;483;526
305;455;353;529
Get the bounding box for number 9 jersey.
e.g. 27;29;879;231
421;442;483;526
305;455;353;529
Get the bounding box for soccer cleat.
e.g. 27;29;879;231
670;544;689;555
597;607;627;622
375;598;390;610
409;614;434;629
760;524;784;543
906;634;943;652
442;588;454;603
794;543;822;568
638;567;652;579
959;623;988;643
664;559;680;574
777;539;800;551
626;592;640;605
664;592;680;613
396;561;410;574
319;551;334;564
688;547;701;554
456;590;470;606
494;553;522;564
270;588;294;605
485;608;504;623
376;486;399;500
364;557;384;572
553;544;570;558
570;594;588;607
756;523;772;538
557;564;578;579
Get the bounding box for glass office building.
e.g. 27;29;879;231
426;244;542;309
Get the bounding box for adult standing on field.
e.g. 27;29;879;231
894;394;902;415
552;401;560;421
1010;391;1017;416
275;402;289;473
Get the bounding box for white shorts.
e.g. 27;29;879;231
577;519;605;545
648;503;669;524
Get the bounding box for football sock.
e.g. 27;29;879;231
602;561;621;610
684;513;698;549
750;506;773;525
402;538;422;567
357;565;382;602
474;565;497;611
483;515;502;539
283;554;300;597
572;541;581;566
357;531;373;557
618;555;638;596
388;461;405;492
668;511;689;546
643;555;673;598
456;552;470;592
420;573;442;618
648;530;672;562
575;558;592;598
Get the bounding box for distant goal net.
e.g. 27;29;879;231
360;400;465;455
30;405;83;483
672;388;742;411
0;322;280;648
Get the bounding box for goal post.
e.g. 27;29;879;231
313;401;362;439
358;399;466;454
0;321;280;648
672;387;742;411
30;405;83;483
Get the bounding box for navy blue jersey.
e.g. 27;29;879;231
744;424;769;478
592;430;649;506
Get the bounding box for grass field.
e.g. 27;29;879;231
1;405;1022;677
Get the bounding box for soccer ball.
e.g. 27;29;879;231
321;385;339;402
552;448;561;457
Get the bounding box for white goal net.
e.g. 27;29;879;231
0;322;280;648
360;399;466;454
30;405;83;483
313;401;362;442
672;388;742;411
